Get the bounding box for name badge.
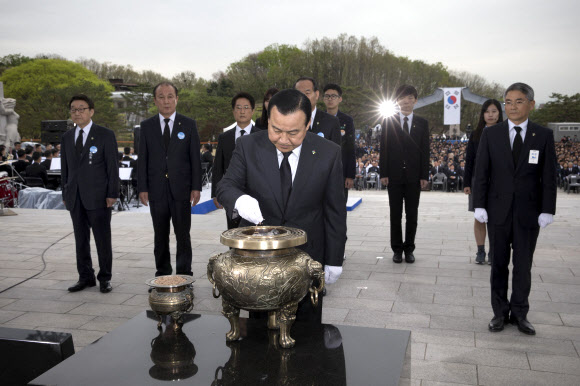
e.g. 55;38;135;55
177;132;185;140
340;129;346;136
529;150;539;164
317;132;325;137
90;146;98;154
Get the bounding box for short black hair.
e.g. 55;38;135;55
294;77;318;92
153;82;179;98
124;147;131;155
14;141;21;146
203;143;211;151
32;151;42;161
69;94;95;110
25;145;33;154
231;92;255;110
268;89;312;127
394;85;418;100
17;149;25;158
323;83;342;96
44;150;52;157
51;149;59;156
504;82;534;101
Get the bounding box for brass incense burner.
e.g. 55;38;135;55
146;275;195;330
207;226;324;348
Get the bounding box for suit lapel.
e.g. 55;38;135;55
168;115;182;153
500;122;514;173
79;125;96;163
289;134;314;207
311;110;321;132
150;115;165;153
516;122;536;172
256;134;283;213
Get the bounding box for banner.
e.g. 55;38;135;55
443;88;462;125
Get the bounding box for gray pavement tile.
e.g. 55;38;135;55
527;352;580;376
399;283;473;296
323;297;394;312
107;283;149;295
59;291;135;305
0;298;16;307
549;291;580;304
420;382;472;386
17;278;65;289
475;332;578;356
478;365;580;386
434;293;490;307
393;302;472;318
3;299;83;313
369;272;437;284
410;328;475;347
344;309;430;328
403;359;477;385
0;287;66;301
122;294;150;307
320;307;349;322
403;267;472;278
472;307;564;326
5;312;95;329
425;343;529;369
339;270;372;280
79;316;131;332
67;302;145;318
540;274;580;285
0;268;41;278
193;298;223;313
435;276;490;288
0;309;25;323
561;313;580;327
0;260;43;270
407;342;426;359
530;300;580;314
532;324;580;341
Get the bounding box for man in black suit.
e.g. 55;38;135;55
212;92;259;229
201;143;213;168
323;83;356;200
294;77;341;146
41;150;52;170
12;149;29;175
379;85;430;263
11;141;21;160
138;82;202;277
217;89;346;323
25;151;48;187
61;94;119;293
474;82;557;335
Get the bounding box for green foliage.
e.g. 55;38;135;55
0;54;34;76
175;89;233;141
0;59;121;138
530;93;580;126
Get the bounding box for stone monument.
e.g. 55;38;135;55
0;81;22;149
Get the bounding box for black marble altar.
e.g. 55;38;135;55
30;312;410;385
0;326;74;384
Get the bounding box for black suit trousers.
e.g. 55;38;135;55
489;211;539;319
70;190;113;282
387;181;421;254
149;181;193;276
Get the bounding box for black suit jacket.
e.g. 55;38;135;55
25;163;48;186
138;113;202;201
311;110;341;147
211;125;257;198
216;130;346;267
336;110;356;179
40;159;52;170
473;120;557;227
379;115;430;183
61;124;119;211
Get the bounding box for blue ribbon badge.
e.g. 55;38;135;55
90;146;97;154
177;132;185;140
317;132;325;137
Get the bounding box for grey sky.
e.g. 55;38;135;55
1;0;578;103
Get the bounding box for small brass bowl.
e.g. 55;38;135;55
146;275;195;330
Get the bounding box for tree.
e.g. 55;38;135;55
174;89;232;141
530;93;580;126
0;54;34;76
0;59;121;139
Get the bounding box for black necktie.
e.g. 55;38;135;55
240;129;246;137
76;128;84;155
163;118;171;151
403;117;409;134
280;152;292;210
513;126;523;166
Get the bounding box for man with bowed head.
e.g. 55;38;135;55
473;82;557;335
217;89;346;322
138;82;202;278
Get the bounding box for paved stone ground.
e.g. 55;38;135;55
1;190;579;385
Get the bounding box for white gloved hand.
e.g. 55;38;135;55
474;208;488;223
538;213;553;228
234;195;264;224
324;265;343;284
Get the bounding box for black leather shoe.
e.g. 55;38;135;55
511;316;536;335
100;281;112;293
404;252;415;264
393;253;403;263
68;280;96;292
488;315;507;332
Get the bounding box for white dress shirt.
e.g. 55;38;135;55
235;123;252;141
310;107;317;130
508;119;528;149
75;120;93;145
159;112;176;135
399;112;414;133
276;145;302;183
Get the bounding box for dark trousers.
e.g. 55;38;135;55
70;190;112;282
489;212;539;319
149;183;193;276
387;181;421;254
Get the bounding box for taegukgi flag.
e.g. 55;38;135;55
443;88;462;125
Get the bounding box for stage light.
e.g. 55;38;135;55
378;100;398;118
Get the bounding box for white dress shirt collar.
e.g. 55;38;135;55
310;107;317;129
235;123;252;140
276;144;302;183
399;112;413;129
75;120;93;144
508;118;528;146
159;112;177;135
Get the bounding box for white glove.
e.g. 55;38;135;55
474;208;488;223
538;213;553;228
324;265;343;284
234;195;264;224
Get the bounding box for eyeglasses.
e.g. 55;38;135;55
70;107;90;114
323;94;340;100
235;105;252;110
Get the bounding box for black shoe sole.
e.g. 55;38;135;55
488;325;504;332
